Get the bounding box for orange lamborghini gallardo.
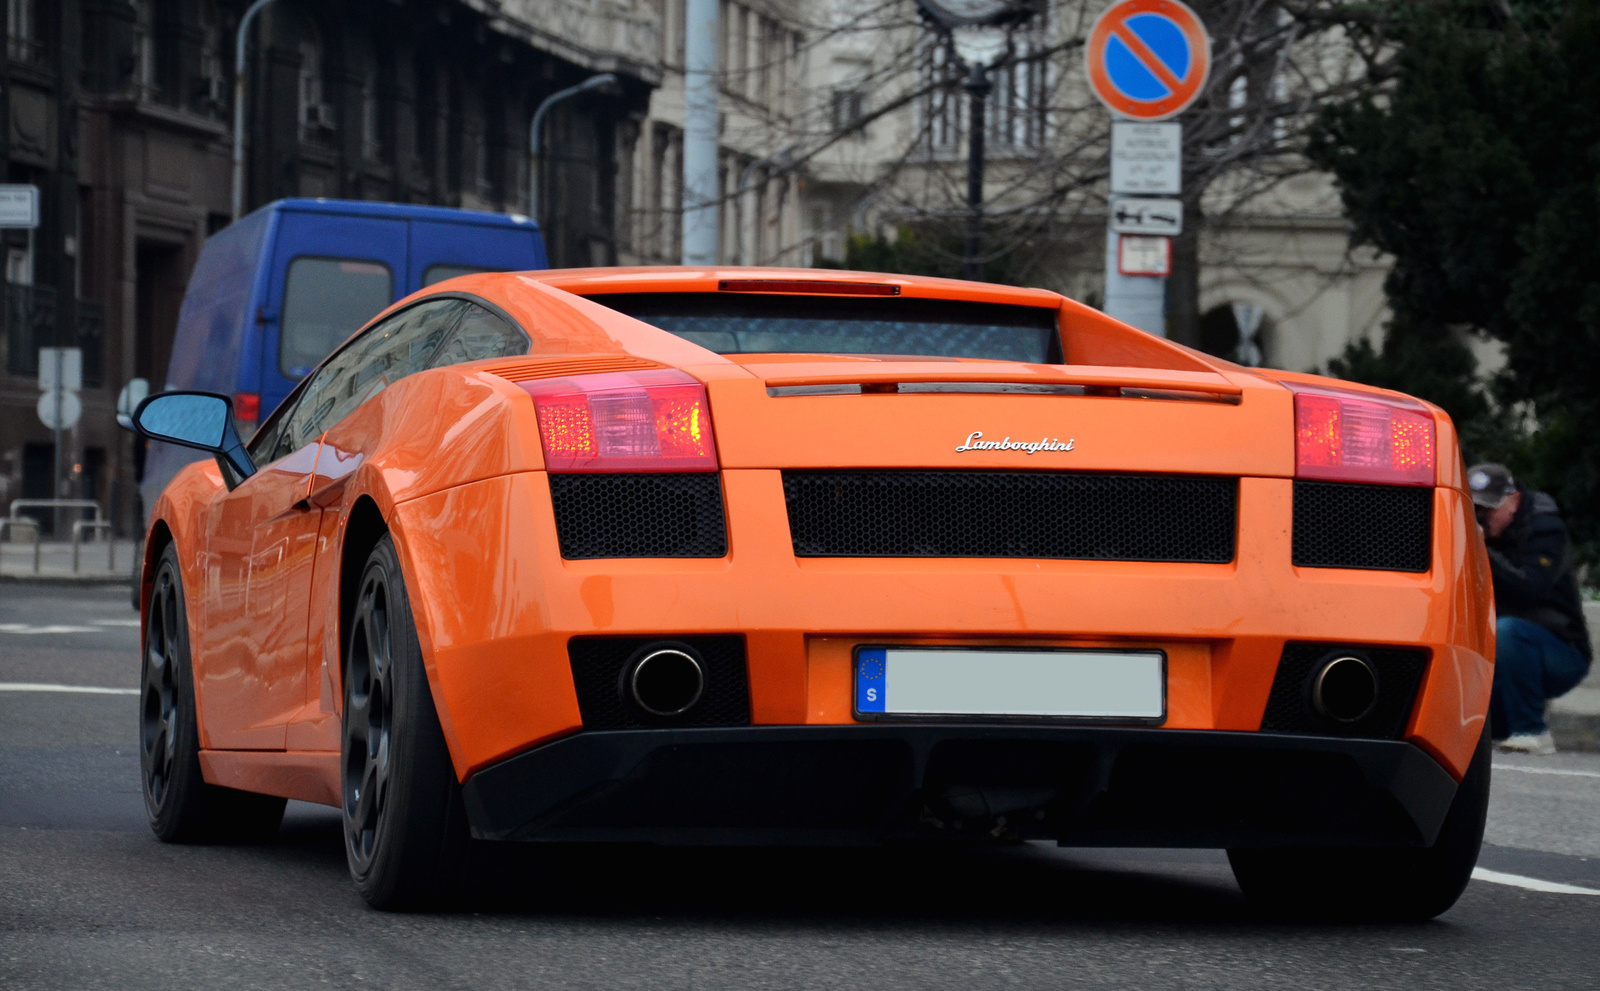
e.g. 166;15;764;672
131;269;1494;917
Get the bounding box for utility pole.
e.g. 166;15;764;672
681;0;721;265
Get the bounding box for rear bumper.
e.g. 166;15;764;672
394;473;1495;784
460;724;1459;849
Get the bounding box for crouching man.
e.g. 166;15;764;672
1470;464;1593;754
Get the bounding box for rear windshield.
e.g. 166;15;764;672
280;257;394;378
590;293;1063;364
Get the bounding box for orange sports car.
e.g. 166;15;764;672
130;268;1494;918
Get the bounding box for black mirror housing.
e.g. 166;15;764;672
131;391;257;488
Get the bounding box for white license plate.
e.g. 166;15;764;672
854;646;1165;721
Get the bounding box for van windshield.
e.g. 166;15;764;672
280;257;394;378
588;293;1062;364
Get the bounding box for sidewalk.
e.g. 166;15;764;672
0;539;137;583
1548;601;1600;752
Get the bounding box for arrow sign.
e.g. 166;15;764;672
1086;0;1212;121
1111;197;1183;236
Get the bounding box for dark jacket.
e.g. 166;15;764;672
1485;487;1592;660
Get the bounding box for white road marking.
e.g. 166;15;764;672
1493;763;1600;780
0;683;138;695
1472;867;1600;896
91;618;141;627
0;623;101;635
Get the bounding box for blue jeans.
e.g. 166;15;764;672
1491;616;1591;738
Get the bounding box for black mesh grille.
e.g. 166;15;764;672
1293;481;1432;572
568;636;751;730
549;473;727;559
781;471;1237;562
1261;643;1428;739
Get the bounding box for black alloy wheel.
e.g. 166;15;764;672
141;543;286;843
341;534;469;909
343;566;394;875
141;559;183;814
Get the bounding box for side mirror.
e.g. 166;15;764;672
131;391;256;489
115;377;150;430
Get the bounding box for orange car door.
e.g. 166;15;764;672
195;441;320;749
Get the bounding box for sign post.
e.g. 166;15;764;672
38;347;82;532
1086;0;1210;336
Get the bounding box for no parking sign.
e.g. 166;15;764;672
1086;0;1211;121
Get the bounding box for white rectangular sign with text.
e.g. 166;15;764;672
1110;123;1182;195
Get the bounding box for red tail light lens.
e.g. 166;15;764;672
233;392;261;421
519;369;718;472
1289;383;1435;486
232;392;260;437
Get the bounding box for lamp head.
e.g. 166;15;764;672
581;73;622;97
915;0;1041;30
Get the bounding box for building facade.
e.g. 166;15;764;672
2;0;658;536
624;0;1388;374
2;0;1395;539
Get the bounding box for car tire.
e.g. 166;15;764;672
1228;725;1491;922
342;534;470;910
142;543;287;843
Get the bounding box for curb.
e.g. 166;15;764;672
1550;710;1600;754
0;573;132;587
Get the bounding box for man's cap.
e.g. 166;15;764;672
1467;463;1516;509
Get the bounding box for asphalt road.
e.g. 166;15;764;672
2;583;1598;991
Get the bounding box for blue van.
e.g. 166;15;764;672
140;198;546;517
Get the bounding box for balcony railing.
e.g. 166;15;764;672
2;285;104;388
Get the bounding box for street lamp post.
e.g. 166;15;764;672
231;0;280;223
913;0;1040;281
528;74;621;230
961;61;992;280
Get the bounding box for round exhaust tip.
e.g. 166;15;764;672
629;647;705;717
1312;655;1379;723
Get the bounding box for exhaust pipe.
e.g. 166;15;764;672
1312;655;1379;723
628;646;705;716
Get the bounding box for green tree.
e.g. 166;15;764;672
1310;0;1600;561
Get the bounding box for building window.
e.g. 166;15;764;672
133;2;157;99
831;89;865;136
298;28;335;145
6;0;40;64
196;1;227;116
352;35;383;161
463;83;490;196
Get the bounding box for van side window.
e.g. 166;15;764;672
429;302;529;367
280;257;394;378
271;299;465;458
422;264;493;287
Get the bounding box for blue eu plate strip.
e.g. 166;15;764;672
857;647;886;713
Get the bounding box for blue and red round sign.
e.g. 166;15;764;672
1086;0;1211;120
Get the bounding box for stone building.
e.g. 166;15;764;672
2;0;1397;539
1;0;658;535
625;0;1388;376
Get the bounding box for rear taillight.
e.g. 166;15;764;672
519;369;718;472
233;392;260;438
1289;383;1434;486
